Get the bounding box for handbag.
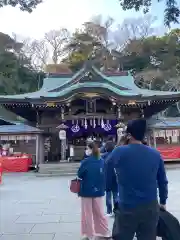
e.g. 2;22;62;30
70;178;81;193
157;208;180;240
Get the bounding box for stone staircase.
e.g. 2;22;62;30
36;162;80;177
36;161;180;177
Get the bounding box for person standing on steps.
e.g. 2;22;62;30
77;141;111;240
110;119;168;240
102;141;119;217
100;136;114;154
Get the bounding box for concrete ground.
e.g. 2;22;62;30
0;169;180;240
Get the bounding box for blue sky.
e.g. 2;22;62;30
0;0;178;39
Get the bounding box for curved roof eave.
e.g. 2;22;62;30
0;83;140;102
0;82;179;103
43;67;86;92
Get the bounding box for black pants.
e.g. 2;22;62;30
112;201;159;240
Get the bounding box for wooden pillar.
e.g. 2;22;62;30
61;139;66;161
58;124;68;162
147;134;151;146
35;134;39;165
35;134;44;165
39;135;44;164
153;130;157;148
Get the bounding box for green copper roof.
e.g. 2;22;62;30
0;64;179;102
41;67;85;91
45;83;139;98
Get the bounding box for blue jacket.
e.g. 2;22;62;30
110;144;168;209
102;152;118;192
100;143;106;153
77;156;105;198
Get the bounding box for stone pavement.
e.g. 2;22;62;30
0;169;180;240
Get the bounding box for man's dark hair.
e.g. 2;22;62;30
107;136;113;141
142;140;148;145
105;141;115;152
127;119;147;141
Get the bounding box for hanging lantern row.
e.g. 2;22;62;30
71;118;113;133
155;129;180;137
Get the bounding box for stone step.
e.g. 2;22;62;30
39;169;78;174
36;172;76;177
39;166;79;171
39;163;79;168
37;163;79;177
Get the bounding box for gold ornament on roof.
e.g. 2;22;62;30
83;93;99;98
128;100;136;105
46;102;55;107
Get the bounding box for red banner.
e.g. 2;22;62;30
157;146;180;160
0;157;31;172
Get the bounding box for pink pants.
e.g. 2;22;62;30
81;197;109;238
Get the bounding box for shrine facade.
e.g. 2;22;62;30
0;62;180;163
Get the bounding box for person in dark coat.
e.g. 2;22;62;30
109;119;168;240
100;136;114;154
102;141;119;216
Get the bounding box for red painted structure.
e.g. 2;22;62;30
0;154;32;172
158;146;180;161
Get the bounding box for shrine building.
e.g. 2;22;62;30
0;62;180;163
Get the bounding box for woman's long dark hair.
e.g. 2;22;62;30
87;141;100;159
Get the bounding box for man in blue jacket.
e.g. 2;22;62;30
102;141;119;216
110;119;168;240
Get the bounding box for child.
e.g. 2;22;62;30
102;141;119;216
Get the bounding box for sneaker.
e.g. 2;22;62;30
95;235;112;239
81;236;93;240
106;213;113;217
95;232;112;238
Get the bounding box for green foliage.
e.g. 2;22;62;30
0;32;42;95
118;0;180;26
120;29;180;75
0;0;42;12
63;30;100;71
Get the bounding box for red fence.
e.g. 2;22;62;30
157;146;180;161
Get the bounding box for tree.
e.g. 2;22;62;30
127;29;180;116
63;30;96;71
0;32;42;94
84;15;114;70
21;38;49;70
118;0;180;26
44;28;70;64
0;0;42;12
84;15;114;48
113;15;164;51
